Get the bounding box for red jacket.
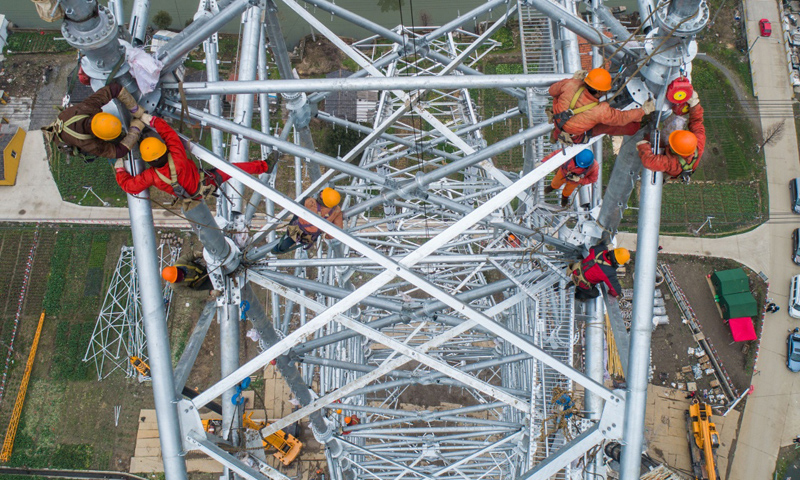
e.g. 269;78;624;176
637;104;706;177
549;78;645;139
116;117;201;196
575;246;622;297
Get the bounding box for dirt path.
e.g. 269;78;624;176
696;53;762;133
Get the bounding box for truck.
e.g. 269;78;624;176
686;401;721;480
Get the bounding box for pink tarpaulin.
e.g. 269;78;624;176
729;317;757;342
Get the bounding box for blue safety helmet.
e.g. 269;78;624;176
574;149;595;169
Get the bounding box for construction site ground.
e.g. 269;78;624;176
648;254;764;397
644;384;740;479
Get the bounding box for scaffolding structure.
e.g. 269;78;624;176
84;244;180;380
45;0;710;477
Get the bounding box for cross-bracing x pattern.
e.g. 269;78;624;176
159;2;620;478
84;244;179;379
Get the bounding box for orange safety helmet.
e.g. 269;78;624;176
140;137;168;162
584;68;613;92
344;416;352;424
668;130;698;157
321;187;341;208
612;248;631;265
162;266;182;283
90;112;122;140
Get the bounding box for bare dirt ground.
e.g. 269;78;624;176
644;254;764;399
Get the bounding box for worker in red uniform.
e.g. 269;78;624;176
636;91;706;182
114;114;271;199
543;149;598;207
342;415;360;435
549;68;655;144
271;188;344;254
569;245;630;300
41;82;145;160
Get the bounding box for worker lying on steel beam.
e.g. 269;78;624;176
543;149;598;208
636;91;706;183
568;245;630;300
271;188;344;255
161;250;214;291
114;114;271;200
42;82;145;161
548;68;655;145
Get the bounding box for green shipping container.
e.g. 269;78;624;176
719;291;758;320
711;268;750;296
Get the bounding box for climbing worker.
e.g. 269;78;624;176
569;245;630;300
549;68;655;144
271;188;344;254
41;82;146;160
636;91;706;182
767;302;780;313
114;114;271;200
342;415;360;435
543;149;598;208
161;250;213;291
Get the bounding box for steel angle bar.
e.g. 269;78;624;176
169;102;388;186
518;425;605;479
171;75;568;95
187;432;287;480
190;141;614;409
432;432;523;477
173;301;216;393
156;0;251;70
337;437;435;480
251;253;528;267
253;275;530;411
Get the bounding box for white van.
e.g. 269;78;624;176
790;274;800;319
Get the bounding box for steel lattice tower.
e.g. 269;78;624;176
49;0;709;477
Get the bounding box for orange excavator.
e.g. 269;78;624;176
686;401;720;480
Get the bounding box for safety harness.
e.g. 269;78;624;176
287;201;339;248
152;154;216;203
551;87;598;143
570;250;612;290
175;262;207;289
42;114;101;163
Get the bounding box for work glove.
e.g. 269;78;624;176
114;158;125;171
636;140;650;147
572;69;588;80
641;98;656;115
129;119;145;134
566;174;581;182
140;113;154;125
120;120;145;151
117;88;140;114
679;170;693;184
130;104;144;118
688;90;700;108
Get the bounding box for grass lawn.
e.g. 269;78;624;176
697;0;753;92
48;144;129;207
4;31;73;54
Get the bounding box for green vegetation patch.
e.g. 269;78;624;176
48;144;127;207
5;31;72;54
491;26;515;51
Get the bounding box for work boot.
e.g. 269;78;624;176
544;185;555;194
560;195;570;208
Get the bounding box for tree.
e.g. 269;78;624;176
377;0;404;12
757;120;785;152
152;10;173;30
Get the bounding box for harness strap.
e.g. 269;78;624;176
552;87;599;132
677;149;700;171
176;263;204;276
571;250;611;288
56;114;93;141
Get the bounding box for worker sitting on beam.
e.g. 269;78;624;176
114;114;272;201
161;250;214;291
569;245;630;300
271;188;344;255
636;91;706;182
42;82;146;161
543;148;598;208
549;68;655;145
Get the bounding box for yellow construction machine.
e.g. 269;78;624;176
686;401;720;480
